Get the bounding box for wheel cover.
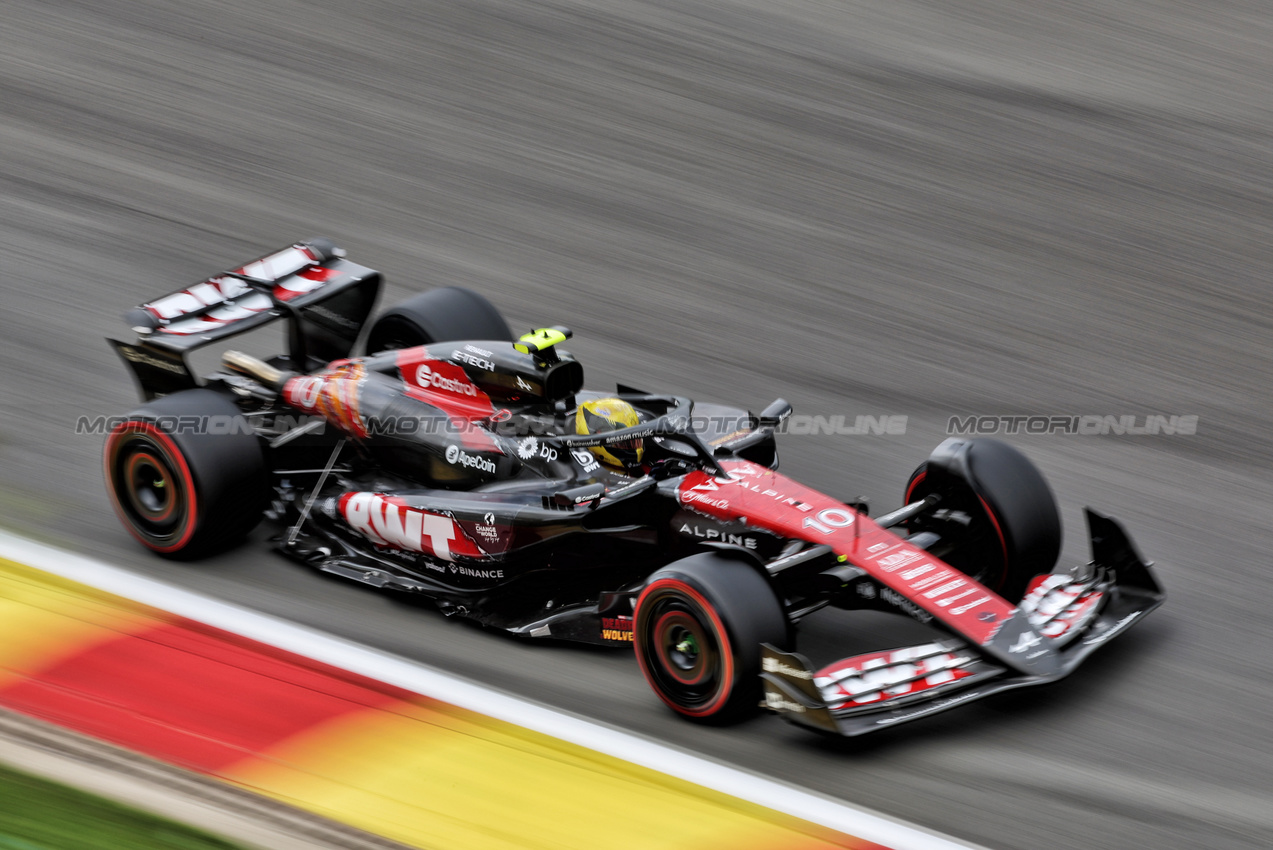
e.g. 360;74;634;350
635;580;734;717
105;424;197;553
652;609;715;687
123;450;178;524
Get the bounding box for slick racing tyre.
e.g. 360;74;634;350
634;553;790;723
104;389;269;559
904;438;1061;603
365;287;513;354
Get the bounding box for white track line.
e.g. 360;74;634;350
0;530;983;850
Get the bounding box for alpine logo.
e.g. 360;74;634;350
678;523;758;550
516;375;534;392
1009;631;1043;654
689;467;815;513
415;362;478;396
444;444;496;473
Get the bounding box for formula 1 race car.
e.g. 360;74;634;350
103;239;1165;735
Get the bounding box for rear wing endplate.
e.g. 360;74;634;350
110;238;381;399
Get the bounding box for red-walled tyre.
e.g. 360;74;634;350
634;553;790;723
104;389;269;559
904;438;1061;603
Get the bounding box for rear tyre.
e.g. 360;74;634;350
904;438;1061;602
634;553;790;723
104;389;269;559
365;287;513;354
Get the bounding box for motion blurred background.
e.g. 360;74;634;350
1;1;1271;847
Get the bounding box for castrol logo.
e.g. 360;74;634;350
416;363;478;396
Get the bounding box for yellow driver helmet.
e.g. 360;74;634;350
576;398;644;470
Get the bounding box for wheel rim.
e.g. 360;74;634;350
637;584;729;714
106;426;194;551
124;451;177;523
653;610;714;686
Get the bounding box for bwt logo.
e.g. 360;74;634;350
339;492;457;560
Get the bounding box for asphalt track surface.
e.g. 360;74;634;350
1;1;1270;848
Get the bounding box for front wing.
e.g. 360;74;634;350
760;509;1165;736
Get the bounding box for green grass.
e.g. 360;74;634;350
0;762;248;850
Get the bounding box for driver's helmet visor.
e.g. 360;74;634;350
579;400;645;467
606;437;643;465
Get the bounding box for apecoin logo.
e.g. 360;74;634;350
444;444;495;473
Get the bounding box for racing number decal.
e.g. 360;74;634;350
802;507;855;535
286;376;322;410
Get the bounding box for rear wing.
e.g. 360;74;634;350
109;238;381;400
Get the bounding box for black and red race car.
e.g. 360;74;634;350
104;239;1165;735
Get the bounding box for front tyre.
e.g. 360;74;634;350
104;389;269;558
904;438;1061;602
634;553;790;723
